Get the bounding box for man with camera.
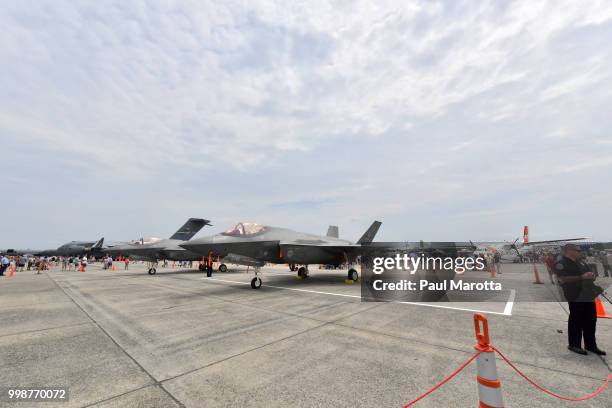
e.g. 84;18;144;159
555;244;606;356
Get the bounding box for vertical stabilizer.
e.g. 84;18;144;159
357;221;382;244
326;225;339;238
169;218;211;241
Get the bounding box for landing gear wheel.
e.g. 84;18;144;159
297;266;309;278
218;263;227;273
348;269;358;281
251;277;262;289
148;268;157;275
198;264;205;271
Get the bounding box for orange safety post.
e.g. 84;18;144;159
474;314;504;408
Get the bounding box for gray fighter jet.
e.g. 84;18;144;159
179;221;382;288
104;218;210;274
1;238;104;258
32;238;105;257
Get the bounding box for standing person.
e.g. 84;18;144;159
62;257;68;271
124;258;129;270
81;255;88;271
17;256;26;272
585;252;598;276
555;244;606;356
206;258;213;277
493;252;501;274
0;254;9;276
544;252;556;283
598;251;610;278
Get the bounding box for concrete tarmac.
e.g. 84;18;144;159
0;262;610;407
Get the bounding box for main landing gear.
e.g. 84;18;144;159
297;266;309;278
347;268;359;282
218;263;227;273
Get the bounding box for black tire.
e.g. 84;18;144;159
348;269;358;281
198;264;205;271
297;266;308;278
251;277;262;289
148;268;153;275
219;264;227;273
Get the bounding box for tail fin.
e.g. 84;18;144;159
169;218;211;241
523;226;529;244
326;225;339;238
92;237;104;249
357;221;382;244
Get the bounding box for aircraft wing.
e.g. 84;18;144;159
279;242;362;250
522;238;587;246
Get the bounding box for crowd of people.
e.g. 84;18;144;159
0;254;196;276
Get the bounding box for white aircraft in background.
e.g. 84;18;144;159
474;226;587;263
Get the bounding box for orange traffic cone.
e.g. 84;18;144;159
111;264;116;272
9;265;15;278
595;297;612;319
490;263;497;278
533;264;543;284
79;265;84;272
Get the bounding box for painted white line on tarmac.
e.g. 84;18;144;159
202;277;513;316
503;289;516;316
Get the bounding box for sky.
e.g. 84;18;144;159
1;0;612;248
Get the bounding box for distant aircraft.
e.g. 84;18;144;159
180;221;382;288
104;218;210;274
1;238;105;257
473;226;587;262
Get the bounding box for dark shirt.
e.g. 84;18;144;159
555;256;598;302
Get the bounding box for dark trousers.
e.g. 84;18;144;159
567;301;597;348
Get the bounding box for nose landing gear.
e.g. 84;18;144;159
251;277;262;289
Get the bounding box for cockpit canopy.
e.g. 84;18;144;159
223;222;265;236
